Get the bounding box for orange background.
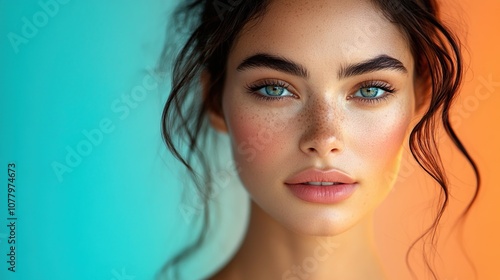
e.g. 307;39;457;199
375;0;500;279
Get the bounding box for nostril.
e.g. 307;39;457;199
305;145;338;156
300;134;342;156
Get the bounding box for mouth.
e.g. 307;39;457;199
284;168;357;185
300;182;344;186
284;168;358;204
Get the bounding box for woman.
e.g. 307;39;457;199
160;0;480;279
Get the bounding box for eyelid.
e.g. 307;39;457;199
357;80;395;92
246;79;294;91
347;80;397;104
244;78;298;99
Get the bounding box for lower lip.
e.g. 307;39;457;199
285;183;358;204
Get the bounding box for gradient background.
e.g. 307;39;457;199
0;0;498;279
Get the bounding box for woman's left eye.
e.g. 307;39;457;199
350;81;396;103
258;85;292;97
355;87;387;98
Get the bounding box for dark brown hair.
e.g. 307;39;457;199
159;0;480;279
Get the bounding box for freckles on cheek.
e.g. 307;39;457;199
228;109;289;167
351;111;411;162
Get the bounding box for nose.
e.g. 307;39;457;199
298;99;343;157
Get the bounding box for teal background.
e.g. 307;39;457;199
0;1;248;279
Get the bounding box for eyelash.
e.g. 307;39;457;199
349;80;396;104
244;79;293;102
244;79;397;104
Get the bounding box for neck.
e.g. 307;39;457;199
212;201;387;280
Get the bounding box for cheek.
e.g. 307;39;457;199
225;106;290;175
357;115;408;156
348;104;412;180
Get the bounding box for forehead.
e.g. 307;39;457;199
229;0;413;73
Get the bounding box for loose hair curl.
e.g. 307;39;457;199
159;1;480;279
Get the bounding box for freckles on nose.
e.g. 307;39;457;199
300;101;343;133
297;101;344;154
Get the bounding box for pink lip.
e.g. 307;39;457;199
284;168;358;204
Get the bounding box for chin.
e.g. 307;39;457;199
266;199;369;237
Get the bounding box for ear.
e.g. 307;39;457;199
406;74;431;141
413;73;431;116
201;70;228;133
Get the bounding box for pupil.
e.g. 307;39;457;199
362;87;378;97
266;86;284;96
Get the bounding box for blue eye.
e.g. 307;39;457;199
351;81;396;104
355;87;387;99
257;85;291;97
245;79;295;101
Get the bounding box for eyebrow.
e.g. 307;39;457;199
236;53;407;79
237;53;309;78
338;54;408;79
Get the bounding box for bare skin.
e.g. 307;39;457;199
211;202;386;280
207;0;419;279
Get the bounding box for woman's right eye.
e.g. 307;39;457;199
257;85;293;97
245;80;295;101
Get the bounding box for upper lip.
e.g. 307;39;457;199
284;168;356;185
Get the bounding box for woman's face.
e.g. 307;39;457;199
212;0;417;235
